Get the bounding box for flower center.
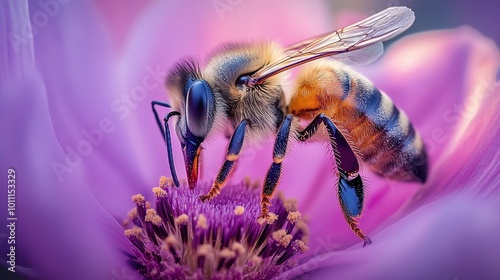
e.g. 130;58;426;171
123;177;309;279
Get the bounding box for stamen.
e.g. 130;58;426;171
164;236;181;263
175;214;189;244
175;214;189;225
258;212;278;225
231;242;246;255
196;214;208;229
197;244;212;269
159;176;168;188
152;187;167;198
123;178;310;279
132;194;145;204
287;211;301;223
124;227;142;238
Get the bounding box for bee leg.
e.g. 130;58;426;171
199;119;249;202
260;115;294;219
151;101;182;187
297;113;372;246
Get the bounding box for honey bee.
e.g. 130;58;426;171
152;6;427;246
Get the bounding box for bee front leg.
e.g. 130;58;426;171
199;120;249;202
260;115;294;220
297;113;372;246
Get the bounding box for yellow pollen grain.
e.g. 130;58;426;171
175;214;189;225
144;210;158;223
152;187;167;198
267;212;278;224
231;242;246;255
272;229;287;243
196;214;208;229
151;215;163;226
165;236;179;247
124;227;142;237
159;176;168;188
234;206;245;215
280;234;293;247
296;240;309;252
219;248;236;259
257;212;279;225
131;194;145;203
197;244;212;256
287;211;301;223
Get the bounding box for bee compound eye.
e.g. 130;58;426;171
186;79;215;137
235;74;251;88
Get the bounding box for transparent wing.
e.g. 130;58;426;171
329;42;384;66
249;6;414;85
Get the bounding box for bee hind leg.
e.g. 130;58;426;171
297;113;372;246
259;115;294;220
199;119;249;202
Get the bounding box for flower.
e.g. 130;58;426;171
123;177;309;279
1;1;499;280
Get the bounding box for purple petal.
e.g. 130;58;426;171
287;27;500;278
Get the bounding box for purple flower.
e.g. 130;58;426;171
124;178;309;279
1;1;499;279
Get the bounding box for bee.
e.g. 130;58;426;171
152;6;427;246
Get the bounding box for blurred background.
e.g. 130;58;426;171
325;0;500;47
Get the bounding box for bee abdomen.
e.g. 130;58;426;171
290;61;427;183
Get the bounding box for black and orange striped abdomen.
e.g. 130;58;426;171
289;61;427;183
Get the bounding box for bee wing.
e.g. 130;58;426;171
325;42;384;66
250;6;414;85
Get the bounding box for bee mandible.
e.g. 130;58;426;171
152;6;427;246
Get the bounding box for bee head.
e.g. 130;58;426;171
166;58;216;189
181;78;215;189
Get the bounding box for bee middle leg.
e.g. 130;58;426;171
297;113;372;246
259;115;294;219
199;119;249;202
